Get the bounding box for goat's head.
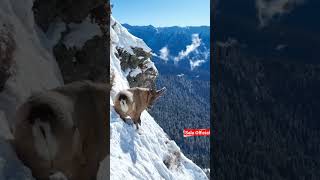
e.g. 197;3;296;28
146;87;166;109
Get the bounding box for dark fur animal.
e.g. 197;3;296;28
114;87;166;129
12;80;109;180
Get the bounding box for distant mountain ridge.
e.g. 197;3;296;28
122;24;210;77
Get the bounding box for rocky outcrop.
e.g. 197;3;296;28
0;24;15;91
33;1;110;83
116;47;158;88
33;0;105;31
110;17;158;89
53;35;107;83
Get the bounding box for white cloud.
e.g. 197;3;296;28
275;44;287;50
159;46;169;62
216;38;238;47
151;52;158;57
190;59;205;71
256;0;305;27
174;34;201;63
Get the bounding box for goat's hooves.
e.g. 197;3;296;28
135;125;143;134
124;118;134;125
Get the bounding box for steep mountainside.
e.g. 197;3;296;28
125;24;211;171
0;0;208;179
0;0;109;179
150;74;210;168
110;16;208;180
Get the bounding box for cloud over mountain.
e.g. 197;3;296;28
174;34;201;63
256;0;305;27
159;46;170;62
190;59;206;71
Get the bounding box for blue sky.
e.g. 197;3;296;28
111;0;210;27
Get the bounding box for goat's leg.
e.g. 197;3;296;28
136;116;142;129
132;114;141;129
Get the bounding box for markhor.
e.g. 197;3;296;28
12;80;109;180
114;87;166;129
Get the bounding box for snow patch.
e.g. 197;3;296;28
111;16;151;54
63;17;102;49
129;67;143;77
143;59;157;73
46;21;66;48
0;0;63;129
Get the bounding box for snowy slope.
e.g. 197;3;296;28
110;16;208;180
0;0;63;131
0;0;63;179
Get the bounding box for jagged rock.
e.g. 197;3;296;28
33;1;110;83
117;47;158;88
53;35;107;83
0;24;15;91
32;0;105;32
117;47;150;69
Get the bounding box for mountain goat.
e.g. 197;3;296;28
12;80;109;180
114;87;166;129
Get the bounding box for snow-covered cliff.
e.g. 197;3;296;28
110;16;208;180
0;0;63;133
0;0;64;179
0;0;109;179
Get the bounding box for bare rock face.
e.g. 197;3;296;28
0;24;15;91
33;1;110;83
116;47;158;88
53;35;107;83
33;0;105;31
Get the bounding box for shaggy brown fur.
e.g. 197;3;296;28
114;87;166;129
12;80;109;180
